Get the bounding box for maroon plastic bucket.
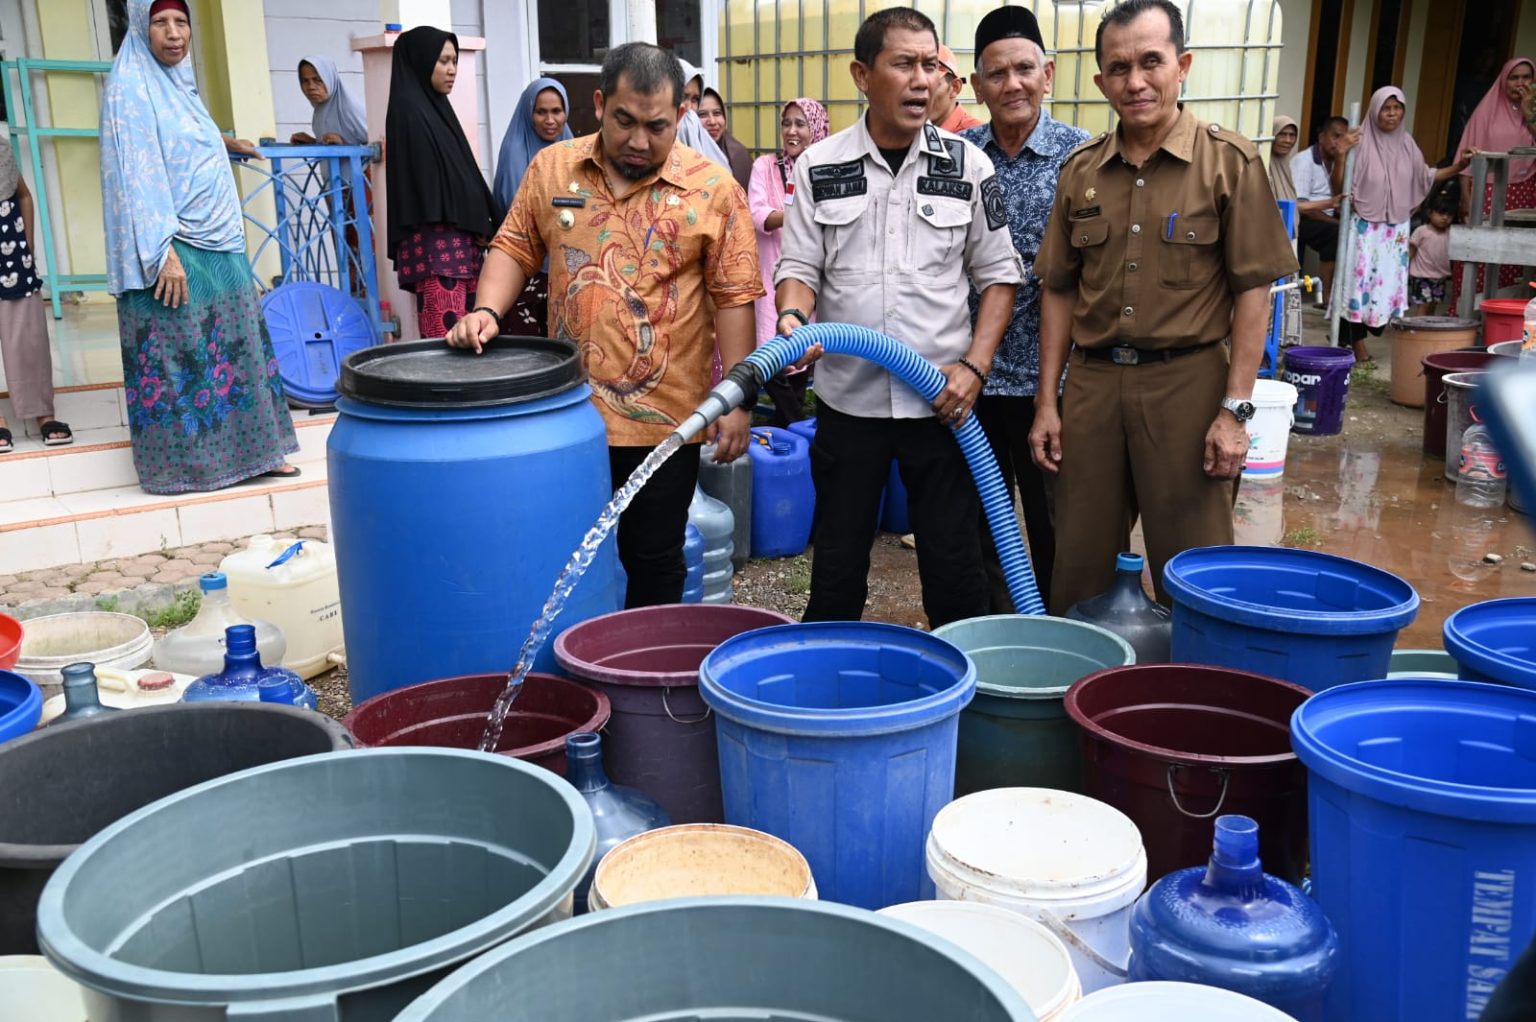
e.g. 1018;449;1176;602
342;673;609;776
1422;349;1498;456
1064;664;1311;883
553;604;794;823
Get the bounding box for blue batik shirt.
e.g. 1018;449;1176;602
963;112;1090;396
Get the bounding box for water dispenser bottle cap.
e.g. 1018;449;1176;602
199;572;228;592
225;624;258;656
385;22;402;30
1212;814;1261;870
1115;552;1144;573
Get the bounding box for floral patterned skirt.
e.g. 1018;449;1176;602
1342;216;1410;330
117;242;298;494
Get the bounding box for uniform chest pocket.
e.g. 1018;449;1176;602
813;194;871;267
908;199;972;277
1069;219;1111;289
1157;216;1222;290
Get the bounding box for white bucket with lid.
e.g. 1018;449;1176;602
1060;980;1296;1020
0;956;87;1022
589;823;817;911
1243;379;1299;480
926;788;1146;993
879;900;1082;1021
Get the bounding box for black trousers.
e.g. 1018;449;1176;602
763;370;811;427
975;394;1056;613
610;443;702;609
1297;217;1339;262
804;401;988;628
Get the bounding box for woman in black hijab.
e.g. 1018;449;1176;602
385;26;499;338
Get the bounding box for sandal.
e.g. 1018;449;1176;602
40;421;73;446
0;428;11;454
259;464;302;479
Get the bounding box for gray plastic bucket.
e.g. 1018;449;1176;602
36;748;595;1021
395;897;1037;1021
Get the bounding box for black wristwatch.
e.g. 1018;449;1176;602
779;308;809;327
1221;397;1256;423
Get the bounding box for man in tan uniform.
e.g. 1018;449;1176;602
1030;0;1296;613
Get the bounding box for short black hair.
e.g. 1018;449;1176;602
1425;183;1459;217
854;7;938;67
1322;115;1349;133
599;42;685;107
1094;0;1187;67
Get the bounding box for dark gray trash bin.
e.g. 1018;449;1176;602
0;701;353;954
396;897;1038;1021
36;747;595;1021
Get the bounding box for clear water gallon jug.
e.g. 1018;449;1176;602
682;523;705;604
152;572;287;678
688;486;734;605
1065;552;1172;663
699;442;752;572
219;536;342;679
565;731;671;913
49;663;119;725
181;625;317;710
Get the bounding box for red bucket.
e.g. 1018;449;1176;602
343;672;609;776
0;614;20;671
1480;298;1527;347
1422;349;1498;456
1065;664;1311;883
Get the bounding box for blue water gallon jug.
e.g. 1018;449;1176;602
699;443;752;572
689;487;734;604
1065;552;1172;663
1129;814;1339;1021
747;427;814;558
565;731;671;913
682;523;705;604
182;625;318;711
329;338;623;702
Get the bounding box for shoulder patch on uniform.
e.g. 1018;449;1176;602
925;139;966;179
1203;122;1261;161
918;177;973;201
1063;133;1109;163
980;176;1006;231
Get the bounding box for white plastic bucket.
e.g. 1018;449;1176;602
1059;980;1295;1021
926;788;1146;994
880;901;1082;1021
0;956;87;1022
14;612;153;690
589;823;817;911
219;535;343;679
1243;380;1298;480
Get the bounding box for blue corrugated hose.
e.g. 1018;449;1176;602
675;322;1046;615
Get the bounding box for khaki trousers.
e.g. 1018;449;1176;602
1050;343;1236;615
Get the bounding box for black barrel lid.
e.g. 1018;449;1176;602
339;337;585;408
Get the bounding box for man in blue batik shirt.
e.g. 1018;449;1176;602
962;5;1089;609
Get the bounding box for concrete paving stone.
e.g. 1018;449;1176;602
72;580;115;596
159;559;197;573
119;563;158;579
31;587;71;600
150;570;188;585
190;550;224;567
85;570;127;584
298;526;329;541
271;532;298;542
6;580;44;595
0;575;16;589
38;570;81;588
203;542;236;554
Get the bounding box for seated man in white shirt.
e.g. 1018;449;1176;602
1290;116;1352;298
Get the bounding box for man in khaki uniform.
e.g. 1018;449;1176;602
1030;0;1296;613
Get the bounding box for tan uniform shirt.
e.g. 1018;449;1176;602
1035;107;1298;349
775;118;1022;419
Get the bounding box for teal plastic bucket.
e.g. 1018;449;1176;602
934;615;1136;796
1386;649;1459;679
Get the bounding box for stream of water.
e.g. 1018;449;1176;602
478;432;687;751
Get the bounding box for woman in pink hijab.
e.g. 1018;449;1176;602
1341;87;1474;362
1453;58;1536;303
748;97;829;424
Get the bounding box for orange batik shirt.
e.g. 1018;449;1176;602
493;135;764;446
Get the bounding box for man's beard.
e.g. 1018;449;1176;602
607;151;659;181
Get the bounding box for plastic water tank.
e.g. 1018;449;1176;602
746;427;813;558
689;487;734;604
329;338;623;702
682;524;705;604
152;572;286;678
218;536;340;680
699;443;752;572
1065;553;1171;663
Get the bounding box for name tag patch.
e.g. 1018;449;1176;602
809;160;868;202
1070;205;1102;220
552;196;585;208
917;177;973;201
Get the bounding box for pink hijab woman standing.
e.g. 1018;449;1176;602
1454;57;1536;302
1341;86;1474;362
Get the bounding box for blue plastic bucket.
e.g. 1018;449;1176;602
1443;598;1536;687
0;670;41;745
1164;546;1419;691
700;622;976;910
1292;679;1536;1022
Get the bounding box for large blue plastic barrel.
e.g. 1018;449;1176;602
1443;598;1536;687
700;622;977;910
1163;546;1419;691
1292;679;1536;1022
329;338;622;702
746;427;814;558
882;461;911;533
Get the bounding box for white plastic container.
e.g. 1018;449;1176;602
0;956;87;1022
1242;379;1299;480
219;535;343;679
1059;980;1296;1021
152;572;287;677
589;823;816;911
14;612;153;689
879;901;1082;1021
38;665;194;723
927;788;1146;994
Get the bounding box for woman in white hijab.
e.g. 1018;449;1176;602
675;58;731;171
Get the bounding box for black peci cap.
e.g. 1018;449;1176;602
974;6;1046;63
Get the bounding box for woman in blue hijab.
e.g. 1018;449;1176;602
291;55;368;145
492;77;572;335
100;0;298;494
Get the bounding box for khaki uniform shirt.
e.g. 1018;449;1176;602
775;118;1022;419
1035;107;1298;349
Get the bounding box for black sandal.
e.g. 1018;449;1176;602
258;464;302;479
40;421;73;446
0;428;11;454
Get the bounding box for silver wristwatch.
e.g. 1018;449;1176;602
1221;396;1256;423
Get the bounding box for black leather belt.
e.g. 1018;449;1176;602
1078;340;1223;366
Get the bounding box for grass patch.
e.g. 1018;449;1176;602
787;555;812;596
1282;526;1321;547
144;588;200;630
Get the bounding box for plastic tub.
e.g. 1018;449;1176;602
1387;648;1460;679
1292;679;1536;1022
1281;346;1354;436
1422;350;1498;456
0;614;20;671
36;748;594;1022
1243;379;1299;479
927;787;1147;994
13;612;152;690
588;823;816;910
553;604;793;824
702;621;976;909
1060;981;1296;1021
343;673;610;775
395;898;1037;1021
933;615;1135;796
1;703;352;955
1480;297;1527;347
1443;597;1536;687
0;955;87;1021
1386;316;1479;406
880;900;1082;1021
1164;545;1419;691
0;671;40;746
